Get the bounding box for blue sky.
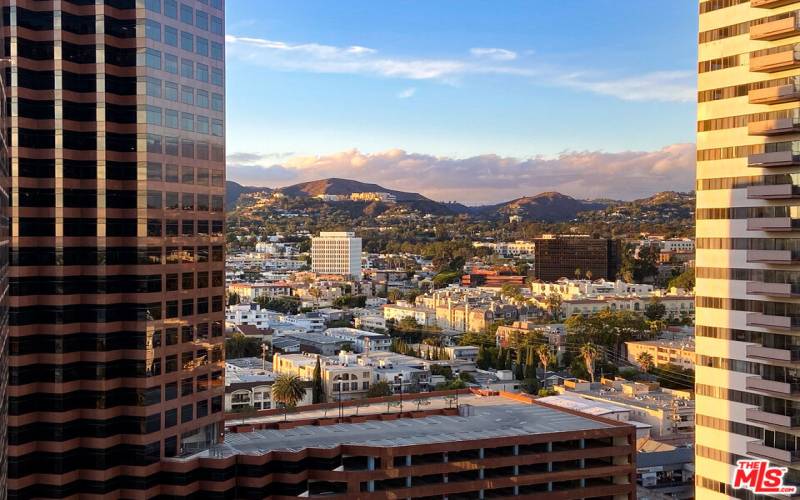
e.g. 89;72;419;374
225;0;698;202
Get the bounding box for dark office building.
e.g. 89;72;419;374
533;235;621;282
5;0;226;497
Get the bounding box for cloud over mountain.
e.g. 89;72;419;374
227;144;696;204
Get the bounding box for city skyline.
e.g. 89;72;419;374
225;0;698;203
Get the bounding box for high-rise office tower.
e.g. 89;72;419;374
0;10;9;500
5;0;226;497
311;231;363;280
697;0;800;496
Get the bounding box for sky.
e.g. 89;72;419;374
225;0;698;204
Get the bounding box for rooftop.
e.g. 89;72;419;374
192;395;616;460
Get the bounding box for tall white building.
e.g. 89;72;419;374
311;231;363;279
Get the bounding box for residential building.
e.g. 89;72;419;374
636;438;694;500
530;278;654;299
556;379;694;438
272;332;349;356
354;314;387;331
311;231;362;280
6;1;226;497
539;392;653;439
273;352;374;401
695;1;800;495
660;239;695;253
228;281;293;302
461;268;526;288
626;339;697;371
532;234;622;282
225;358;312;412
473;240;536;259
383;302;436;326
323;327;392;353
159;393;637;498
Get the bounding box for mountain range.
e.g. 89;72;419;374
226;178;691;223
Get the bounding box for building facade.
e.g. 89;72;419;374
5;1;226;497
696;0;800;496
311;231;362;280
0;17;9;499
533;235;621;282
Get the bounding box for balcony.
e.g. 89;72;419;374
752;0;800;7
747;343;800;362
747;441;800;465
747;408;800;428
747;249;796;263
749;117;800;136
746;375;800;394
747;184;799;199
747;312;800;330
749;150;800;167
750;82;800;104
747;281;799;297
750;47;800;73
751;14;800;41
747;217;795;231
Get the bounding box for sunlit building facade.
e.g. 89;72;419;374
697;0;800;497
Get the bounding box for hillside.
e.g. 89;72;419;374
277;178;429;202
476;192;608;222
225;181;269;209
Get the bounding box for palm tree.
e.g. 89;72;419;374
580;344;599;383
544;293;563;321
272;374;306;421
585;270;593;281
637;352;655;373
535;344;554;381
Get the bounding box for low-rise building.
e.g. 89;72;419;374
323;327;392;353
383;302;436;327
354;314;387;332
229;281;293;302
225;358;313;412
626;339;696;371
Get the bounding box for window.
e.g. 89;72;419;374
181;139;194;158
196;63;209;83
211;41;223;61
145;49;161;70
166;164;179;182
146;191;162;209
211;119;223;136
211;67;223;86
197;116;209;134
181;112;194;131
165;109;178;129
197;168;209;185
180;3;194;24
146;77;162;98
210;15;223;35
212;170;223;187
193;90;208;110
166;192;179;210
196;37;209;57
146;134;162;153
145;20;161;42
164;53;178;74
166;219;178;236
196;11;209;30
164;0;178;19
197;142;209;160
211;93;223;111
181;31;193;52
180;85;194;105
147;219;162;237
147;162;162;181
166;273;178;291
182;166;194;184
164;81;178;101
146;105;162;126
165;136;179;156
164;25;178;47
181;58;194;79
182;193;195;210
146;0;161;13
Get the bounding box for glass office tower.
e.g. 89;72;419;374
5;0;226;497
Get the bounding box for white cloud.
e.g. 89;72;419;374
226;34;694;103
227;144;696;203
397;87;417;99
470;47;518;61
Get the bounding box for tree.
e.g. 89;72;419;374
535;344;555;380
312;358;325;404
644;297;667;321
272;374;306;421
367;380;393;398
637;352;655;373
574;267;582;279
580;344;599;383
544;293;563;321
520;378;540;394
585;270;593;281
228;292;241;306
413;397;431;411
668;268;695;291
225;333;261;358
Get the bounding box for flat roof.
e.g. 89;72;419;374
191;396;615;460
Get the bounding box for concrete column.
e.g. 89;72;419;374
405;455;412;488
546;441;553;492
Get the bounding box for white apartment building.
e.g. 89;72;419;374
660;239;695;253
323;328;392;353
311;231;363;280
